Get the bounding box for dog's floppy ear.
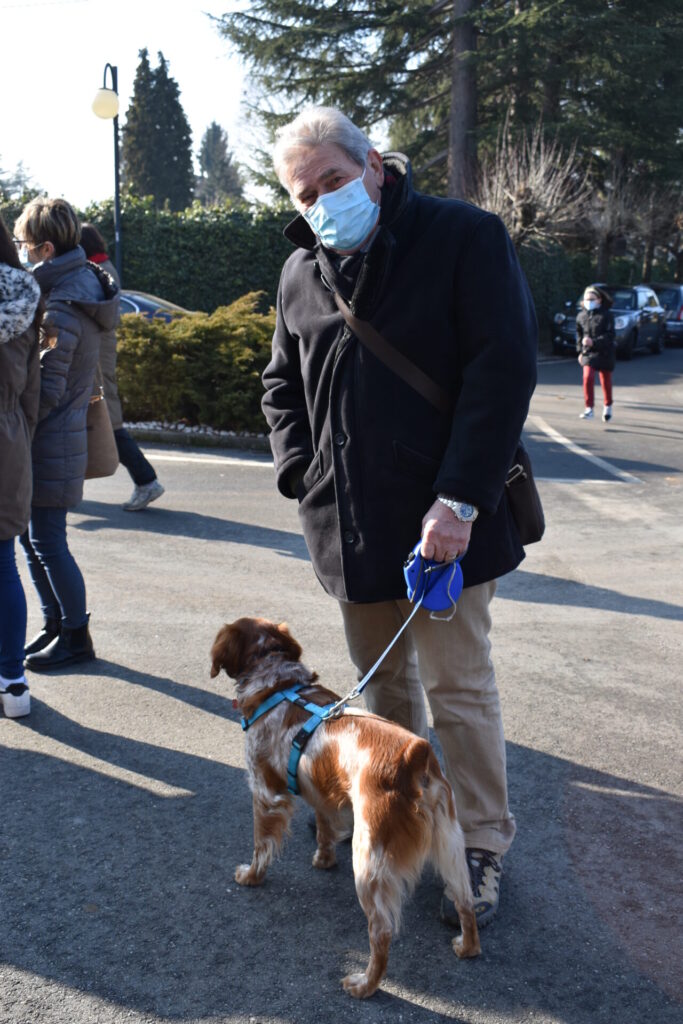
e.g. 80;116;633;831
276;621;302;663
210;622;244;679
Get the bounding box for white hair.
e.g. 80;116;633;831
273;106;374;189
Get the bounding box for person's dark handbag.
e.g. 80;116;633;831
85;384;119;480
504;441;545;545
334;293;545;545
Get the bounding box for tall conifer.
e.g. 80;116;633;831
196;123;243;206
122;49;194;211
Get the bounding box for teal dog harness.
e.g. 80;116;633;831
240;683;339;795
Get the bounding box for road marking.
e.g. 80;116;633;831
143;452;272;468
537;477;628;484
528;415;642;483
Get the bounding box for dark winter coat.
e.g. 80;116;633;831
0;265;41;540
31;246;119;508
576;306;616;371
263;153;538;603
93;256;124;430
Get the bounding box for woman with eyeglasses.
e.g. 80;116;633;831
0;213;42;716
13;197;119;672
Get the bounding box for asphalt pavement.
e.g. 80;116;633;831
1;346;682;1024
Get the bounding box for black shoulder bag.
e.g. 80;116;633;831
334;293;545;545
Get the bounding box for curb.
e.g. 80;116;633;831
127;428;272;454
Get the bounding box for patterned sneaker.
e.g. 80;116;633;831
602;405;612;422
579;408;594;419
467;848;502;928
123;479;165;511
0;676;31;718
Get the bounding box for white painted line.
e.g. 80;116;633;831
528;415;642;483
537;477;630;485
142;452;272;468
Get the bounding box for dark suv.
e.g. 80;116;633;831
651;283;683;345
553;284;666;359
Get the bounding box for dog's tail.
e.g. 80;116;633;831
424;751;480;954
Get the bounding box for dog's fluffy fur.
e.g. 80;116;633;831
210;616;480;998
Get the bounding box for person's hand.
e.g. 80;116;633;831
421;499;472;562
583;335;593;348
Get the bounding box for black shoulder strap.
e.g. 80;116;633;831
333;293;452;417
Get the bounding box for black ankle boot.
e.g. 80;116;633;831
24;616;61;656
25;618;95;673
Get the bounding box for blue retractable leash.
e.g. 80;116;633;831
242;542;464;794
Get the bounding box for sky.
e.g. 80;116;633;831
0;0;250;209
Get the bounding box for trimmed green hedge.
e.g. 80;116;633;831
83;196;293;313
116;292;275;432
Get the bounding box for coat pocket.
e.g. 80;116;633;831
392;440;440;482
301;449;324;495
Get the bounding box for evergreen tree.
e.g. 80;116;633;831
122;49;194;211
215;1;683;199
196;122;243;206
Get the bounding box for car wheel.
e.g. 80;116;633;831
618;330;636;360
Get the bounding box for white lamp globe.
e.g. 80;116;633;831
92;88;119;119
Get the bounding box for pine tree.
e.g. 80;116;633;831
152;54;195;211
215;1;683;200
121;50;158;200
196;122;243;206
122;49;194;211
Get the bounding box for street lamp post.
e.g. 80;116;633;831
92;63;122;282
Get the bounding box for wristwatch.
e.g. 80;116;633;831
437;495;479;523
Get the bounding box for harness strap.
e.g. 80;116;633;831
240;684;305;730
240;682;337;795
286;709;335;795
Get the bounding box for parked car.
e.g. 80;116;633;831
120;290;192;322
552;284;666;359
651;283;683;345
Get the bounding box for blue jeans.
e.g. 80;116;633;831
0;538;27;679
19;507;88;629
115;428;156;486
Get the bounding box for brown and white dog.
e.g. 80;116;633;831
210;616;480;998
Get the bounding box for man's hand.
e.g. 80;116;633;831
583;335;593;347
421;499;472;562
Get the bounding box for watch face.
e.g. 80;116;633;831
459;504;474;519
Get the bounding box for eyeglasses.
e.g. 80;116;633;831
13;238;42;249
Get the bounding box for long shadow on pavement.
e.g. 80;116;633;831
1;701;679;1022
72;499;310;560
498;569;683;621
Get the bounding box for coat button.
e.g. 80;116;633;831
334;432;347;447
343;531;355;544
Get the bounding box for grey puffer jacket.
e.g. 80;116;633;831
32;246;119;507
0;264;41;539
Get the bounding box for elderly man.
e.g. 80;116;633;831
262;106;538;928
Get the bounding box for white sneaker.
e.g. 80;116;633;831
602;406;612;422
123;479;165;511
0;675;31;718
579;408;594;419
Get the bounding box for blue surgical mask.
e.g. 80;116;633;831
18;245;34;270
584;298;600;311
303;167;380;251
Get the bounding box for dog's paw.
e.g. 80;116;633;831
452;933;481;959
312;847;337;870
342;972;377;999
234;863;263;887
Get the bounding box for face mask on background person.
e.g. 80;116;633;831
16;241;40;270
303;167;380;251
584;297;600;310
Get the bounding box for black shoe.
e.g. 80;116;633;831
24;616;60;656
25;619;95;673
